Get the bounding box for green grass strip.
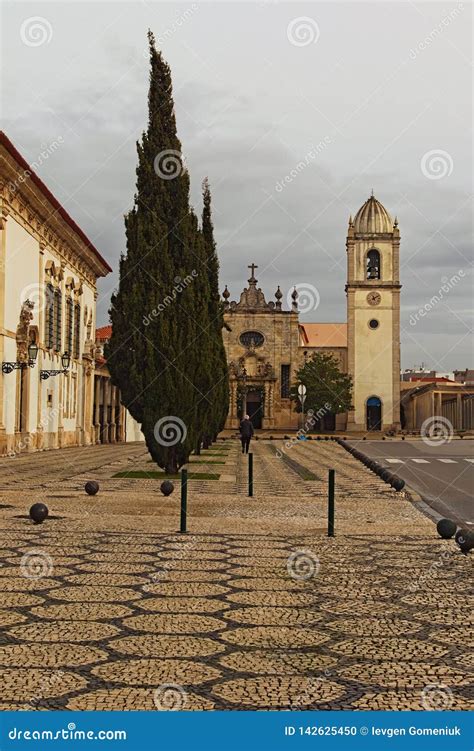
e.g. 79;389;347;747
113;471;220;480
189;460;226;464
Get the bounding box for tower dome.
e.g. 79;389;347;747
353;193;393;234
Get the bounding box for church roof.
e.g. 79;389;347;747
353;193;393;234
299;323;347;348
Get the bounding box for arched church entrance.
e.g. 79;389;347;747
366;396;382;431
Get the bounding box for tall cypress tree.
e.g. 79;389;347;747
202;178;229;438
107;32;200;474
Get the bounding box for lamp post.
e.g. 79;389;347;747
297;383;307;432
40;351;71;380
2;341;39;374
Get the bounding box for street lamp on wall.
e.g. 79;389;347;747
40;351;71;380
2;341;39;374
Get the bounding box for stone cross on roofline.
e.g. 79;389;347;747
222;263;292;313
248;263;258;282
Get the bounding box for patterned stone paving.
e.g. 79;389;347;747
0;440;472;711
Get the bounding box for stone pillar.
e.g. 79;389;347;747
93;375;101;444
102;377;109;444
229;380;239;428
456;393;463;431
109;385;117;443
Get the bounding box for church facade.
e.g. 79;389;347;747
222;194;401;433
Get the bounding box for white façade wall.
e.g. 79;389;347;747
1;216;97;450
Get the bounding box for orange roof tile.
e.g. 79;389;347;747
96;325;112;341
299;323;347;348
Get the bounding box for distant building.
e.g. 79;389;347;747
94;326;143;443
400;380;474;432
223;194;402;432
454;369;474;386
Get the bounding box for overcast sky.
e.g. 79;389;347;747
3;1;472;370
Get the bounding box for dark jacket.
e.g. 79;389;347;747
239;418;254;438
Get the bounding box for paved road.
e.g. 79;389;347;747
346;439;474;527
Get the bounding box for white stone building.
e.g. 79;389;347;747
0;131;112;455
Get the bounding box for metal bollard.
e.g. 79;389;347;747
328;468;335;537
248;452;253;497
180;469;188;533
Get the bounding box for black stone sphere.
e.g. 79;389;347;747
455;528;468;544
85;481;99;496
455;529;474;554
436;518;457;539
391;477;405;491
381;470;392;482
160;480;174;497
29;503;48;524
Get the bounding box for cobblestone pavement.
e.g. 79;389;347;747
0;440;472;710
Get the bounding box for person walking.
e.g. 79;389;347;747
239;414;254;454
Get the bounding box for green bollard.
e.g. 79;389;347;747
328;468;335;537
180;469;188;533
248;452;253;497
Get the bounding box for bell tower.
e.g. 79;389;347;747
346;193;401;432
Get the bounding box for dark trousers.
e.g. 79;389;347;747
240;436;251;453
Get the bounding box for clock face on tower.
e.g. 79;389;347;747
367;291;381;306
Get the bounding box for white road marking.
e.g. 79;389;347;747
465;459;474;463
412;459;429;463
386;459;404;464
438;459;457;463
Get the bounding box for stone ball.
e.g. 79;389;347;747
436;518;457;539
455;529;474;554
85;481;99;496
29;503;49;524
160;480;174;496
391;477;405;491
